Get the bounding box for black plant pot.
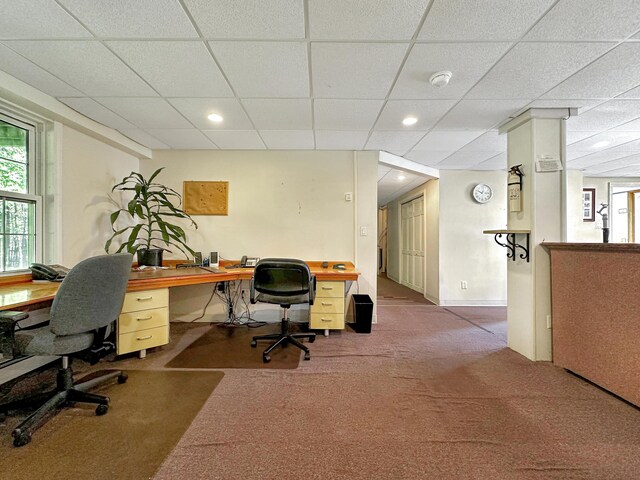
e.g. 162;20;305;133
137;248;164;267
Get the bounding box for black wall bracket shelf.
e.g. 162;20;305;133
483;229;531;262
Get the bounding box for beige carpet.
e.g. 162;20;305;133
0;370;224;480
165;323;303;369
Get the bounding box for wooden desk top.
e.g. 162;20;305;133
0;261;359;311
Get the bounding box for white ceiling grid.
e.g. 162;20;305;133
0;0;638;179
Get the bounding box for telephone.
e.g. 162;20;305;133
30;263;69;282
240;256;259;268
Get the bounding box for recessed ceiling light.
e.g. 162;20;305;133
402;116;418;126
593;140;611;149
398;174;406;181
207;113;223;123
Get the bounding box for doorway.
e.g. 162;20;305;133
400;195;424;293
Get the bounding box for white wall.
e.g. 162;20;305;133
59;125;139;266
141;150;378;322
439;170;507;306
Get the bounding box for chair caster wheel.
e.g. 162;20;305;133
95;404;109;416
263;355;271;363
308;337;315;343
117;373;128;384
13;431;31;447
304;352;311;361
251;340;257;348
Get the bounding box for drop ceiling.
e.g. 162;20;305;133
1;0;640;180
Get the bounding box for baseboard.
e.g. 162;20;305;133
424;293;439;305
440;300;507;307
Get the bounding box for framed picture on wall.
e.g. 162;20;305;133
583;188;595;222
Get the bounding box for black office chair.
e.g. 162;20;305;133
250;258;316;363
1;253;132;447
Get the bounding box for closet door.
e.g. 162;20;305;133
400;196;424;292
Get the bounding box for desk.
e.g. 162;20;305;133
1;261;359;359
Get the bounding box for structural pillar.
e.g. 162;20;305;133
499;108;576;361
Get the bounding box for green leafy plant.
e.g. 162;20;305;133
104;168;197;261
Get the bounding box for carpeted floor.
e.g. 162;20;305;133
377;273;434;305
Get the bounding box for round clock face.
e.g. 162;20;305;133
472;183;493;203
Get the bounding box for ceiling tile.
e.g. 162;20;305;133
59;97;136;130
467;42;613;99
107;41;232;97
476;152;507;170
202;130;265;149
567;144;640;169
391;43;510;99
412;130;484;151
4;41;156;96
434;99;529;130
523;98;605;114
567;100;640;131
584;153;640;174
0;44;82;97
315;131;369;150
566;131;601;144
377;164;391;180
366;131;426;156
567;131;640;155
168;98;253;130
309;0;429;40
59;0;198;38
458;130;506;152
96;97;192;129
184;0;304;39
314;99;383;130
374;99;456;130
260;130;315;149
435;150;499;169
418;0;554;41
543;43;640;99
242;99;311;130
312;43;408;98
609;116;640;132
618;85;640;98
405;150;455;166
145;129;217;149
0;0;90;39
118;129;169;149
524;0;640;41
210;41;308;97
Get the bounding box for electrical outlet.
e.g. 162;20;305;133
461;281;468;289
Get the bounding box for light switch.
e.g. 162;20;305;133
360;226;367;236
345;192;353;201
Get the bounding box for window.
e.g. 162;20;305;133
0;113;40;272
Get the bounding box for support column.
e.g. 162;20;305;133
499;108;575;361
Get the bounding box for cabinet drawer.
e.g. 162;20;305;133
311;297;344;314
316;281;343;298
118;325;169;355
118;306;168;334
310;313;344;330
121;288;168;312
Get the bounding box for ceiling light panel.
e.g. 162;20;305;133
4;41;156;96
311;43;408;98
107;41;232;97
314;99;384;130
0;0;90;39
242;99;312;130
418;0;554;41
96;97;192;129
524;0;640;41
0;44;82;97
184;0;304;39
467;42;613;99
315;131;369;150
259;130;315;149
210;41;309;97
168;98;253;130
202;130;265;149
59;97;136;130
391;43;510;99
308;0;429;40
145;129;217;149
543;43;640;100
374;99;456;130
59;0;198;38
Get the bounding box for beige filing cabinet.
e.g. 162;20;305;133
117;288;169;358
310;280;345;336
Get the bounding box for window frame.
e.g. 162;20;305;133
0;111;42;273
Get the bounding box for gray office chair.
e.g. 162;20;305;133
2;253;132;447
250;258;316;363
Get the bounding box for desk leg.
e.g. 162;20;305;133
139;349;147;359
324;329;329;337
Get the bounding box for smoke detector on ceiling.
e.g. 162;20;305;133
429;71;452;87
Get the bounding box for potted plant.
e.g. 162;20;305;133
104;168;197;266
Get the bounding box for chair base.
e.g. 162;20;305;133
6;365;127;447
251;318;315;363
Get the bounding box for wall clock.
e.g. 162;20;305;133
472;183;493;203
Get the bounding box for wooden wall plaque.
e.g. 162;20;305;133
183;181;228;215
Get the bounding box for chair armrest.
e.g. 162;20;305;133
0;311;29;357
249;278;257;304
308;275;316;306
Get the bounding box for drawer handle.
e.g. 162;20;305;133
321;318;332;322
321;302;333;306
136;335;153;341
136;315;153;321
321;287;333;290
136;296;153;301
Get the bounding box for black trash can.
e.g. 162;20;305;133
349;294;373;333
